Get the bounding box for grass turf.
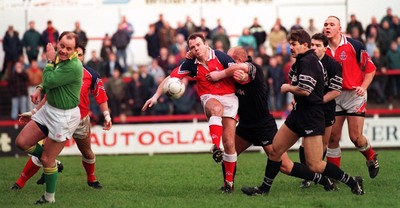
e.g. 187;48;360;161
0;149;397;208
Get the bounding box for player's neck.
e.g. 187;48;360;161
329;35;341;51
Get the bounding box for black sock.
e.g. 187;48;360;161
299;146;306;165
290;162;329;185
322;162;356;189
259;159;281;192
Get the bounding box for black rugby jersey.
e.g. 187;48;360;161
321;54;342;109
236;58;273;124
288;50;325;106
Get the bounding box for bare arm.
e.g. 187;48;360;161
354;71;375;96
281;83;310;97
323;90;340;103
99;102;112;130
142;76;171;111
206;63;249;81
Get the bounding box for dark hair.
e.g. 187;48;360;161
58;31;79;48
187;32;206;46
288;29;311;48
77;41;86;54
311;33;328;47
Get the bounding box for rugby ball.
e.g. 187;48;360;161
163;77;185;99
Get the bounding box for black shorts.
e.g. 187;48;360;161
323;102;336;127
236;117;277;146
285;104;325;137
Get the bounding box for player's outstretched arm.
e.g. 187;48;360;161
142;76;171;111
99;102;112;130
19;97;47;124
206;63;249;81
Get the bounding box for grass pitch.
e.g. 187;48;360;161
0;149;398;208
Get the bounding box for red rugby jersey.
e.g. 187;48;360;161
79;66;108;118
325;34;376;91
169;48;236;96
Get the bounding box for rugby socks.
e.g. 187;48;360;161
358;140;376;161
43;164;58;202
299;146;306;164
322;162;357;189
209;116;223;148
259;159;282;193
15;157;41;188
326;147;341;167
26;143;43;159
289;162;330;186
222;153;237;184
82;157;97;182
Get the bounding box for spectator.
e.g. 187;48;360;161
305;18;319;36
8;62;28;120
271;18;288;35
86;50;104;77
380;7;393;27
386;41;400;99
25;60;43;110
37;53;47;70
103;52;123;78
256;45;270;69
211;27;230;53
121;15;134;38
166;54;179;76
196;18;211;40
154;13;165;34
211;18;227;39
175;21;189;40
73;21;88;48
290;17;304;32
147;58;165;84
156;47;169;74
365;27;378;56
158;21;175;49
266;56;285;111
100;33;113;62
365;16;380;39
346;14;364;38
269;24;286;55
392;15;400;38
169;33;187;55
144;24;160;59
111;23;131;73
104;68;126;120
249;17;267;50
41;20;59;51
377;20;397;57
171;77;197;115
2;25;22;80
184;16;197;35
22;21;42;62
369;48;388;104
126;66;155;116
350;27;364;45
237;27;257;52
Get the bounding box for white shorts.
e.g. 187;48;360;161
72;115;91;140
32;102;81;142
335;90;367;115
200;93;238;119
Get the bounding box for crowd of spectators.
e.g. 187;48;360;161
2;7;400;122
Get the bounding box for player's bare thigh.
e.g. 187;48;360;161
269;124;298;161
204;98;223;118
15;120;46;150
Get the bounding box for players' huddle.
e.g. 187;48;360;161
12;16;378;204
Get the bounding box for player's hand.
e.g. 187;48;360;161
281;84;291;93
352;86;365;96
103;111;112;130
206;70;227;82
18;109;37;124
142;96;158;111
233;70;249;83
30;88;42;104
185;51;195;59
46;43;56;62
